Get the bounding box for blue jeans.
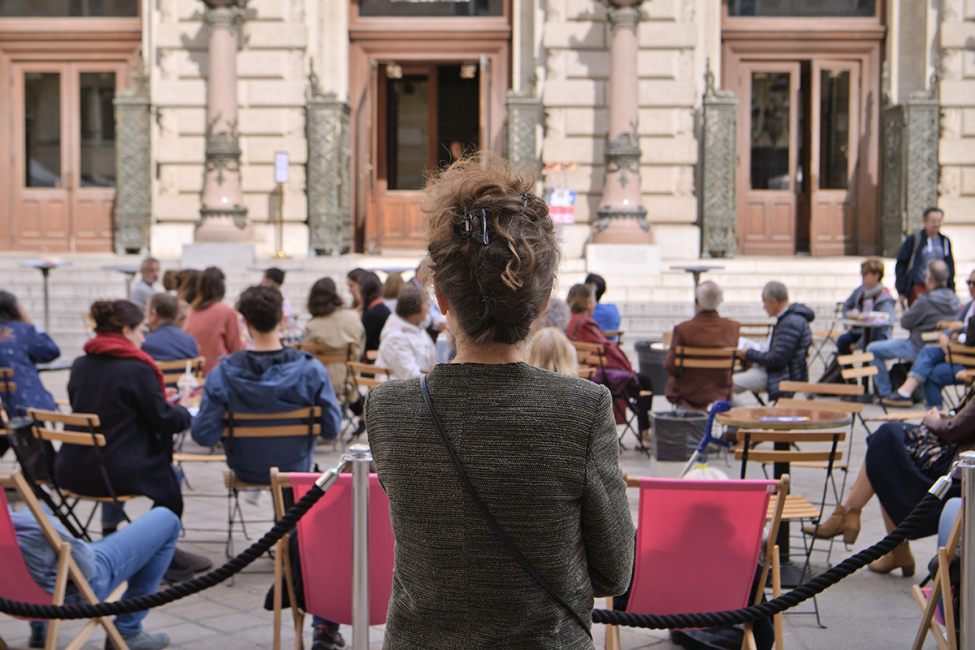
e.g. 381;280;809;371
907;347;965;408
867;338;920;397
836;330;889;356
90;507;180;635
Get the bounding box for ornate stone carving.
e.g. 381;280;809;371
505;88;539;174
204;113;241;186
594;206;648;232
113;71;152;254
307;71;351;256
604;124;641;189
701;60;739;258
204;0;245;32
879;74;940;256
602;0;642;34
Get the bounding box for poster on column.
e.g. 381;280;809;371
545;188;576;224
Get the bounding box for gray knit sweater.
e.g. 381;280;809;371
366;362;635;649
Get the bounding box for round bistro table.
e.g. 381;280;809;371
716;407;852;585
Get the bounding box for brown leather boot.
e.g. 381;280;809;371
868;541;915;577
802;505;861;543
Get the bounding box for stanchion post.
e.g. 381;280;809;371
349;443;372;650
960;451;975;649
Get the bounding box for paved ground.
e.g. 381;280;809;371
0;366;950;650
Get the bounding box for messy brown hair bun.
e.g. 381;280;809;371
90;300;144;334
425;156;560;345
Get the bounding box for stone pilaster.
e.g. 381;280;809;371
700;63;738;258
307;69;352;256
505;88;540;174
113;71;152;254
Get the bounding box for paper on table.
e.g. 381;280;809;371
187;406;199;417
738;336;767;352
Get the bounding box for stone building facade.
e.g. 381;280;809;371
0;1;969;260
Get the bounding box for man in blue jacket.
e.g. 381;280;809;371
191;285;341;485
141;293;199;362
895;207;955;307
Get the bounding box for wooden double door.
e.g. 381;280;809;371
9;61;123;251
737;59;861;256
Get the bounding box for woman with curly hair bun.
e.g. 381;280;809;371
366;157;634;649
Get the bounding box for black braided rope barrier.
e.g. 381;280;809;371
0;488;942;629
591;493;941;629
0;483;326;620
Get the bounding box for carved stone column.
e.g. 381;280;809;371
307;70;352;256
880;77;940;256
506;88;540;173
196;0;251;242
113;72;152;254
593;0;651;244
701;64;738;258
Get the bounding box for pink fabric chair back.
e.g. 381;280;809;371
0;488;57;612
291;473;395;626
627;478;775;617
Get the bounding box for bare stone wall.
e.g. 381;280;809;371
540;0;702;259
151;0;311;258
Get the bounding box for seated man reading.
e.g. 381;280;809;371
191;285;342;485
13;505;180;650
664;281;740;411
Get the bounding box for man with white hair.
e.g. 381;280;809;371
663;281;740;411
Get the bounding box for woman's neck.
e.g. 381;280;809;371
452;341;525;364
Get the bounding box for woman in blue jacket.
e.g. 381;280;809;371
0;291;60;419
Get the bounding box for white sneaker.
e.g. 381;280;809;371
244;488;266;506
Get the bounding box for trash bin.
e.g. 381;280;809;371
635;340;669;396
650;410;708;461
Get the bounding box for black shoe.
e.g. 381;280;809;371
29;621;47;648
312;623;346;650
172;547;212;573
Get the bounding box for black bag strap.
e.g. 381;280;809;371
420;377;592;638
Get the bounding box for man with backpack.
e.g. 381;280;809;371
895;208;955;308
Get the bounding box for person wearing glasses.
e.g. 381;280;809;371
835;257;896;356
883;269;975;408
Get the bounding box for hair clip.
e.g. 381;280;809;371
522;192;532;208
457;208;490;245
479;292;497;308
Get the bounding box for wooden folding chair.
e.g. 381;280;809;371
27;408;139;539
0;472;131;650
670;345;737;412
155;356;205;388
270;470;395;650
603;330;624;345
222;407;322;558
738;429;845;627
298;342;358;438
604;475;788;650
912;507;961;650
0;367;16;416
577;366;596;379
941;343;975;410
569;340;647;452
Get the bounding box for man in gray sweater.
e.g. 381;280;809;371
867;260;960;399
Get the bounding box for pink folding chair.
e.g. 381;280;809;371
271;470;395;650
0;472;130;650
604;475;789;650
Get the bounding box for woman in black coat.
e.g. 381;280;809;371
359;271;391;359
55;300;191;529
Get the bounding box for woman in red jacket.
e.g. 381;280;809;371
184;267;242;375
565;283;654;439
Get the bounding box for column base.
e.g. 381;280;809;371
182;242;256;269
591;208;653;244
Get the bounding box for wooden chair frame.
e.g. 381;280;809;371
912;507;961;650
738;429;845;628
604;475;789;650
671;345;737;413
222;407;321;558
155;357;205;388
569;341;647;453
27;408;138;539
0;472;131;650
298;342;359;440
942;343;975;411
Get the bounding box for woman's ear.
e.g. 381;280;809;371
539;290;551;316
434;282;449;315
